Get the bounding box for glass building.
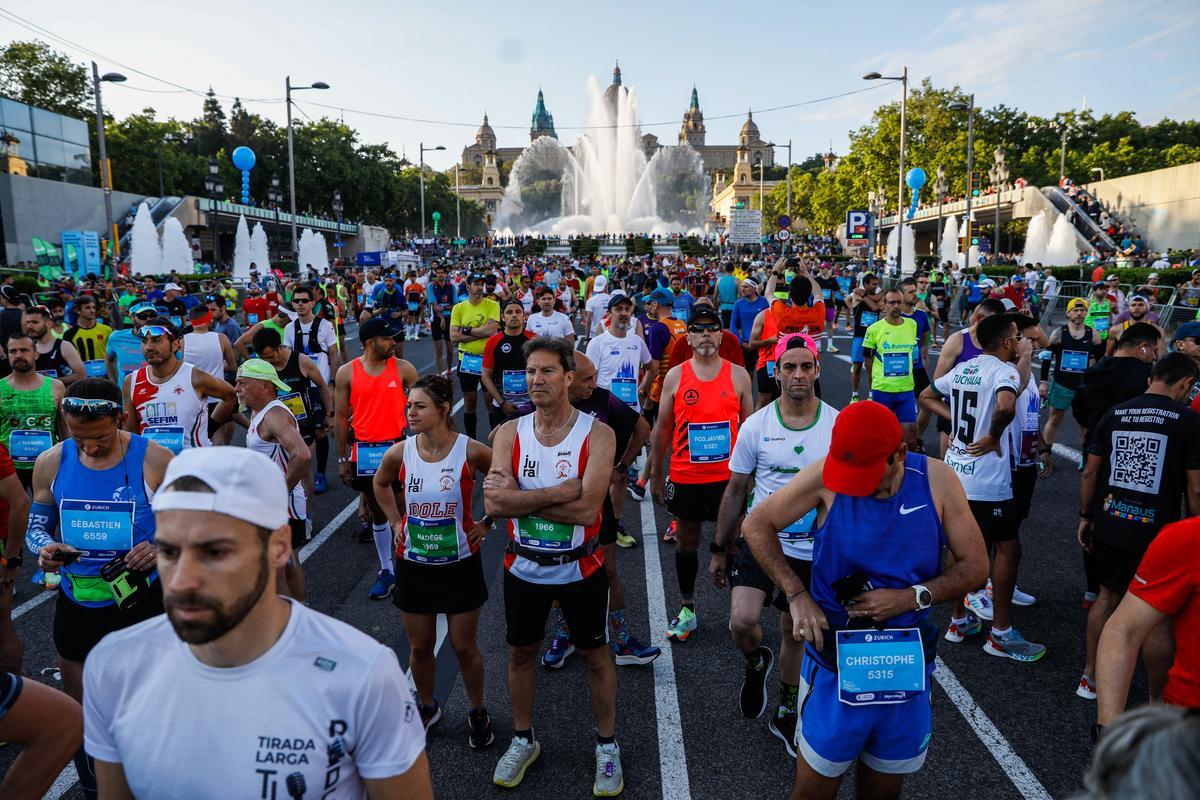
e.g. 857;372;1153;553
0;97;92;185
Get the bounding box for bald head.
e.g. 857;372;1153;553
570;350;596;401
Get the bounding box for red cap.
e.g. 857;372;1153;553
822;401;903;496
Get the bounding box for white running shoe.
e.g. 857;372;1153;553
964;590;994;621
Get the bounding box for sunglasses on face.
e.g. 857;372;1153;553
137;325;174;340
688;323;721;333
63;397;121;416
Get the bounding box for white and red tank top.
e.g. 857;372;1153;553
395;434;475;564
246;399;306;520
130;362;210;453
506;411;602;585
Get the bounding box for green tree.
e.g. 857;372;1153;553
0;40;91;118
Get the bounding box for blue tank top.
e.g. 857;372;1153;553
52;435;157;607
958;330;982;365
808;452;944;668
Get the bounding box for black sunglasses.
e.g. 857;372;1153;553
688;323;721;333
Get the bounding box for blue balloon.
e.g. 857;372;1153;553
231;146;256;172
906;167;927;190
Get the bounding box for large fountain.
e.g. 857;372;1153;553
496;74;708;235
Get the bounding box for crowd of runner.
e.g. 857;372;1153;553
0;251;1195;799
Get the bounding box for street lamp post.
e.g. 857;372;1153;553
156;133;171;198
331;189;344;261
203;157;225;270
989;148;1009;262
934;165;949;253
419;143;446;242
455;164;462;244
948;94;976;264
267;172;283;262
285;76;331;261
864;67;908;271
1090;166;1105;182
91;63;126;268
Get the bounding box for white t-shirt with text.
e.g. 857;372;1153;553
932;353;1020;501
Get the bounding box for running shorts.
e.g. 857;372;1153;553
796;652;932;778
1009;466;1038;524
394;553;487;615
458;371;482;394
1093;539;1144;596
913;368;930;398
756;364;777;396
1047;381;1075;412
665;479;727;523
729;545;812;613
851;336;866;364
53;580;164;663
936;414;951;436
825;305;837;322
968;499;1015;546
289;518;310;550
503;569;609;649
0;671;21;722
431;315;452;341
870;389;918;424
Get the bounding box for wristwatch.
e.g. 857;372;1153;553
480;515;495;529
0;554;22;569
338;456;352;464
913;584;933;610
709;542;728;555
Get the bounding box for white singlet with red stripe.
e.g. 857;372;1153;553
396;433;475;564
506;411;602;585
246;399;306;521
130;362;210;453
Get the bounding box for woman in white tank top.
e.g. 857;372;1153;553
373;375;495;742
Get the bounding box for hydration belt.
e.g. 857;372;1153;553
504;537;599;567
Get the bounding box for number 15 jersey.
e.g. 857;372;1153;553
932;354;1020;501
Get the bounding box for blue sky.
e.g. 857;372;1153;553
3;0;1196;170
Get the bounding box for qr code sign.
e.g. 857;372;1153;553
1110;431;1167;493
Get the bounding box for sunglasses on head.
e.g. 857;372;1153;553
688;322;721;333
63;397;121;416
137;325;174;340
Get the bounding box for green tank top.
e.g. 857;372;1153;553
1086;300;1112;341
263;319;286;338
0;376;57;469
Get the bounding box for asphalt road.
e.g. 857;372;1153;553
2;320;1127;800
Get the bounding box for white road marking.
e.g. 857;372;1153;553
933;657;1053;800
1052;443;1083;465
639;499;692;800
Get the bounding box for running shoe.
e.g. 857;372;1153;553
367;569;395;600
768;711;798;758
355;520;373;543
420;701;442;731
615;525;637;549
739;646;775;719
665;607;697;641
983;628;1047;662
1076;673;1097;700
944;612;982;643
1082;591;1097;611
613;635;661;666
541;635;575;669
850;393;860;403
662;520;677;542
468;707;494;749
986;579;1037;607
628;480;647;502
827;344;839;354
493;736;540;788
964;590;994;621
314;473;328;494
593;741;624;797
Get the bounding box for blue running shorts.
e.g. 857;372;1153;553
870;389;918;424
851;336;866;364
795;653;932;777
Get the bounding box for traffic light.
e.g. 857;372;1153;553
735;201;746;209
970;171;982;197
970;236;980;246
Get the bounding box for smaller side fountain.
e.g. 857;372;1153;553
160;217;193;274
233;215;253;279
249;223;270;272
939;215;960;268
130;202;162;276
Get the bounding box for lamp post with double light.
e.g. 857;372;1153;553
864;67;908;270
989;148;1009;261
267;172;283;262
419;143;446;242
285;76;330;260
934;165;949;252
203;157;225;270
91;63;126;266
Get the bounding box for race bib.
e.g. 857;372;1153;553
460;352;483;376
882;352;910;377
766;360;775;378
354;441;393;476
672;307;688;322
37;369;58;379
279;391;308;421
8;429;52;463
1060;350;1088;373
247;313;259;325
1092;316;1110;332
60;499;135;560
823;288;833;300
611;377;638;406
169;316;183;328
688;421;731;463
836;628;926;706
405;516;460;563
407;302;420;312
860;311;879;327
516;515;575;551
502;370;528;399
84;359;108;377
143;426;184;454
780;508;818;541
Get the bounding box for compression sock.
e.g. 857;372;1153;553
609;608;629;643
675;549;699;599
597;734;616;745
316;435;329;473
515;727;535;743
779;682;799;715
464;412;478;441
372;522;392;572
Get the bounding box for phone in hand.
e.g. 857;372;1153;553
55;549;82;565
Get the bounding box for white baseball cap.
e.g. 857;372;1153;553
164;282;183;292
152;446;288;530
593;275;608;292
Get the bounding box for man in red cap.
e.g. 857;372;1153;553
742;400;988;800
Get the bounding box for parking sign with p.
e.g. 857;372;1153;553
846;209;870;242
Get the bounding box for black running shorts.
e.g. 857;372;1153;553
729;545;813;613
53;580;164;663
968;499;1015;546
394;553;488;615
1093;539;1144;596
504;568;610;649
666;479;727;523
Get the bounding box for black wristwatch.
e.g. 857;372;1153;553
480;515;495;529
709;542;727;555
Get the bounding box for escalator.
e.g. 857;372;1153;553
1040;186;1117;252
116;195;186;255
